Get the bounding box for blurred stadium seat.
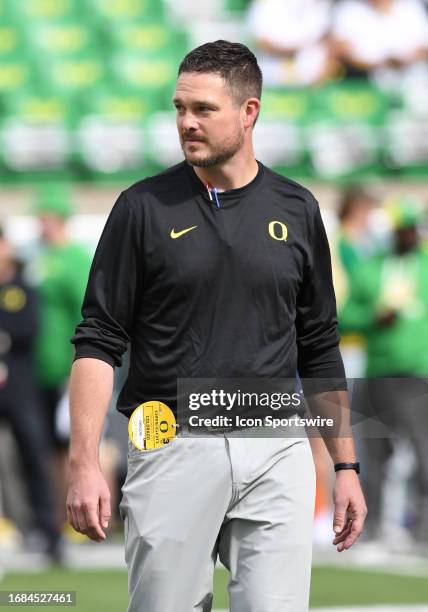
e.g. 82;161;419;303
145;111;182;169
305;82;389;179
23;21;99;58
0;0;425;183
34;54;106;95
8;0;84;21
254;88;310;176
87;0;165;23
0;92;72;178
75;86;158;179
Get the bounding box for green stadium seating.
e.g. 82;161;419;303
224;0;252;13
0;24;25;59
312;84;389;122
86;0;164;23
34;54;106;95
82;86;161;121
262;88;311;121
74;86;161;179
0;0;12;20
384;105;428;178
145;110;182;170
22;21;100;59
106;21;187;57
0;59;32;95
0;92;74;179
305;82;390;179
0;0;424;183
109;50;178;93
256;88;311;175
105;22;187;104
9;0;84;21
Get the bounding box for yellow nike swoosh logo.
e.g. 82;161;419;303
170;226;198;239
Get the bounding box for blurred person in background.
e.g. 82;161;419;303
336;185;377;281
0;225;62;561
247;0;338;86
340;198;428;552
312;186;377;547
334;186;378;376
30;185;92;531
332;0;428;86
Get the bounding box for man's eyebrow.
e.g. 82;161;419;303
172;98;218;107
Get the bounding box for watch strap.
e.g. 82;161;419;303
334;461;360;474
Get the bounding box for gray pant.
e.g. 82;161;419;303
119;427;316;612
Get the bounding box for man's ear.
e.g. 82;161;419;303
243;98;261;128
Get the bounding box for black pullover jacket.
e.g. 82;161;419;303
72;161;345;418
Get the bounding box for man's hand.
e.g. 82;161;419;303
332;470;367;552
66;464;111;542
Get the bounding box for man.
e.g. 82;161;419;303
67;41;366;611
247;0;336;86
0;225;61;561
332;0;428;82
31;184;92;527
340;197;428;549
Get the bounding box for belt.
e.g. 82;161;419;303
177;423;236;436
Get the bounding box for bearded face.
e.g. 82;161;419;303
174;72;246;168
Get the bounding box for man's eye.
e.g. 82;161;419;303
198;107;211;112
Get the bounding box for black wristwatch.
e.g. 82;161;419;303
334;462;360;474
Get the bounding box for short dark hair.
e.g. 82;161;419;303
338;185;376;222
178;40;263;105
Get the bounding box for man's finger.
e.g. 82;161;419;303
99;494;111;530
333;522;352;545
337;518;365;551
76;505;89;535
333;516;351;536
73;503;88;534
348;516;365;543
339;532;357;551
333;498;348;533
84;505;106;542
68;504;82;533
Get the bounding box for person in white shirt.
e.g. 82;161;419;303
247;0;336;86
332;0;428;85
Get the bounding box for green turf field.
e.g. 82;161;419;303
0;567;427;610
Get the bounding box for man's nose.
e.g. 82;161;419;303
180;111;198;132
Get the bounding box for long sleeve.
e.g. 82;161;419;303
296;204;346;385
71;192;143;368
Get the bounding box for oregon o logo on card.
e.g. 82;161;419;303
129;400;176;451
268;221;288;242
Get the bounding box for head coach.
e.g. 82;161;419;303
67;41;367;612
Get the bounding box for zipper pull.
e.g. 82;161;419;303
206;182;221;208
205;182;213;201
213;187;221;209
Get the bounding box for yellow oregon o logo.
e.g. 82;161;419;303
268;221;288;242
